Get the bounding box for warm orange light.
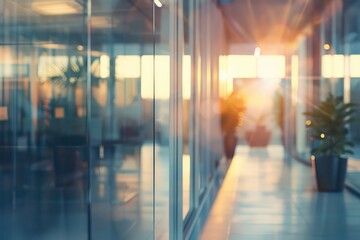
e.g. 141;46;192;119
228;55;257;78
100;55;110;78
311;155;315;161
323;44;331;50
92;81;107;107
257;55;286;78
182;55;191;100
38;55;68;79
254;47;261;56
32;1;82;15
305;120;311;126
219;55;231;97
291;55;299;104
0;106;8;121
55;108;65;119
183;154;190;218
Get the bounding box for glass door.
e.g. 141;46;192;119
89;0;155;239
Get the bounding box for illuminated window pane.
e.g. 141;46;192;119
38;55;68;79
332;55;344;78
228;55;257;78
141;55;170;99
155;55;170;99
116;55;141;79
219;55;229;82
141;55;153;99
219;55;231;97
322;55;333;78
322;54;344;78
350;55;360;78
257;55;285;78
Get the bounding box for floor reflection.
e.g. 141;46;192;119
0;143;171;240
201;145;360;240
91;143;171;240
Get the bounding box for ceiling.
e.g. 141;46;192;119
0;0;156;46
219;0;337;45
0;0;342;48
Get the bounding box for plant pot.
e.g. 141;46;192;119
53;147;85;187
312;156;348;192
245;125;271;147
53;135;86;187
223;133;238;160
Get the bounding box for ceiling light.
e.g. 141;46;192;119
154;0;163;7
39;43;68;49
77;45;84;51
323;43;331;50
254;47;261;56
91;16;112;28
32;0;82;15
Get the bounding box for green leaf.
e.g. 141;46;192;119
304;94;357;156
343;150;354;155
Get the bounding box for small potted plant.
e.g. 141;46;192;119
47;56;104;186
274;88;285;145
245;112;272;147
220;92;246;159
304;93;357;192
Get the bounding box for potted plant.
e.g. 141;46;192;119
220;92;246;159
274;88;285;145
47;56;105;187
304;93;357;192
245;112;272;147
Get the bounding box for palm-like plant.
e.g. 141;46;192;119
49;57;86;86
48;56;103;87
220;93;246;134
304;93;357;156
47;56;104;117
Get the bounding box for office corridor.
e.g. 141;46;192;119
201;146;360;240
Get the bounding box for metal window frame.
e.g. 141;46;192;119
169;0;184;239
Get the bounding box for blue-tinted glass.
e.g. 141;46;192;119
89;0;155;239
0;1;88;239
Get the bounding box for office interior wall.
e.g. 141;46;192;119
0;0;227;239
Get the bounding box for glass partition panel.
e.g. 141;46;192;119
89;0;155;239
198;1;208;197
182;0;192;220
0;0;88;239
153;0;171;238
343;0;360;188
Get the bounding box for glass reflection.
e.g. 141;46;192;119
0;0;243;239
0;0;88;239
90;0;155;239
343;0;360;189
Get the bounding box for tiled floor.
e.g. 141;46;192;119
201;145;360;240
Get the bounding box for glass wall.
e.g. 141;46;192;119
291;0;360;188
341;0;360;189
0;1;89;239
0;0;227;239
89;1;155;239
